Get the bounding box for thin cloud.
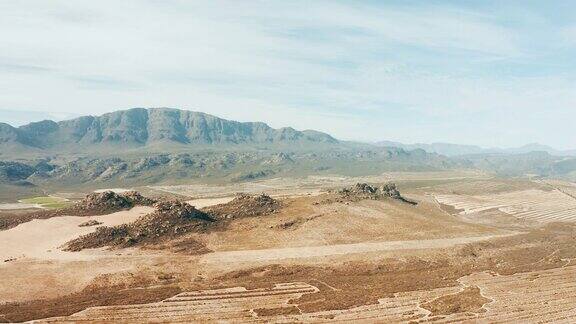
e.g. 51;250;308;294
0;1;574;149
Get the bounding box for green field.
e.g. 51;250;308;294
19;196;71;209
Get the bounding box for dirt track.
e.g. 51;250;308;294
200;233;515;263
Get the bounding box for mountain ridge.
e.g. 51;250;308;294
377;140;576;157
0;108;339;155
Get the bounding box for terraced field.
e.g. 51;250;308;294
297;265;576;322
38;266;576;323
435;189;576;223
40;283;319;323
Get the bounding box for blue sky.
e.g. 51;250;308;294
1;0;575;149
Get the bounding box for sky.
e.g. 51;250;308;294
1;1;575;149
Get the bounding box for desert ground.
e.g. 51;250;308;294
1;171;576;323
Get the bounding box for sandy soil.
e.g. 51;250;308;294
200;234;514;264
186;197;234;208
195;195;500;252
0;203;38;210
0;206;152;262
94;188;133;193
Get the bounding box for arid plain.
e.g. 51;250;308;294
1;171;575;323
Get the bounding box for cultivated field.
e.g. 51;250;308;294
37;266;576;323
40;282;319;323
435;188;576;223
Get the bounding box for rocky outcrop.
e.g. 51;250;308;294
64;192;284;252
204;193;282;219
71;191;156;214
64;199;213;251
330;183;416;205
78;220;103;227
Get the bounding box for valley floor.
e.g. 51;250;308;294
1;172;575;323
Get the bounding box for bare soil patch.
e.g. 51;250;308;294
212;223;576;313
0;273;180;323
2;222;576;322
186;196;234;208
421;286;490;315
0;191;155;231
0;206;151;262
254;306;301;317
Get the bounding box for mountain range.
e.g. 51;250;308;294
0;108;575;200
2;107;572;158
377;141;576;157
0;108;338;157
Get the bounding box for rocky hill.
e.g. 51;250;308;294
0;108;338;156
0;191;156;231
0;148;459;192
63;193;281;252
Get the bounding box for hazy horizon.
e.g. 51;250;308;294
2;1;576;149
1;107;572;152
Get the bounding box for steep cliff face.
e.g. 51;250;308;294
0;108;338;153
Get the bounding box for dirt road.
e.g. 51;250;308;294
201;233;515;263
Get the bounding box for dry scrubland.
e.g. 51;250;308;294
1;172;576;323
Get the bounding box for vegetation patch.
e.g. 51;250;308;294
20;196;71;209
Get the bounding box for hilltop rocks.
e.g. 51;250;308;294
63;192;284;252
339;183;402;199
65;199;213;251
64;191;284;253
72;191;156;213
151;199;212;222
204;193;281;219
78;220;103;227
328;183;416;205
262;152;294;165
